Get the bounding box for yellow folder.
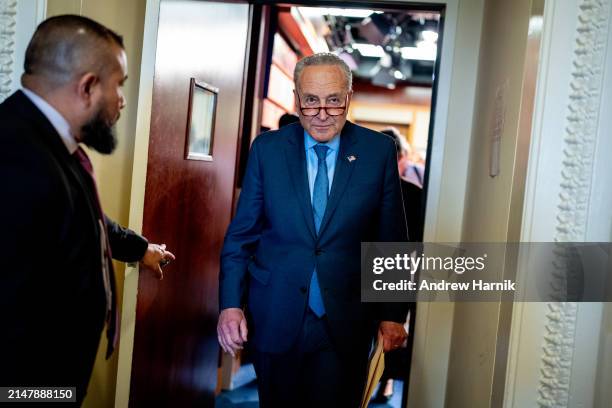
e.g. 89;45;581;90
360;334;385;408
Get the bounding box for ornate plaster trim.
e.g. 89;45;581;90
538;0;611;406
0;0;17;102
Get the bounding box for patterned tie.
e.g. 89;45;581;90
309;144;329;317
73;146;118;357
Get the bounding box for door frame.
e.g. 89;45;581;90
114;0;162;406
118;0;484;406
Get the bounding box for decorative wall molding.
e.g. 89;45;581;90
538;0;611;406
538;302;579;407
0;0;18;102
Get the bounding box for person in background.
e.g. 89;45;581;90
381;128;424;242
0;15;175;404
217;53;408;407
278;112;300;128
384;127;425;188
373;128;424;403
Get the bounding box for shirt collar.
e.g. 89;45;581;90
21;87;78;154
304;130;341;152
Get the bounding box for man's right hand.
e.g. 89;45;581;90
217;308;248;357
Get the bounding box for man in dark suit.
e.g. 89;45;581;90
218;53;408;407
0;15;174;403
381;128;424;242
371;128;424;402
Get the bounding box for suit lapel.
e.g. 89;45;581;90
284;126;317;240
318;122;358;238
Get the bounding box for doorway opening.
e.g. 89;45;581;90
217;3;444;408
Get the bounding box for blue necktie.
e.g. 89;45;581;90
309;144;329;317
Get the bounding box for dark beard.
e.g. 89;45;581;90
80;111;117;154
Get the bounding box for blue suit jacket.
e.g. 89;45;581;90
220;121;408;355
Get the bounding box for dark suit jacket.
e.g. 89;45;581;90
0;91;148;397
400;178;424;242
220;121;408;358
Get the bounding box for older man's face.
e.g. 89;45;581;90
294;65;352;142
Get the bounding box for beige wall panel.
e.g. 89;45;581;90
46;0;81;16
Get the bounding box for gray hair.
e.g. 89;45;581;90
293;53;352;91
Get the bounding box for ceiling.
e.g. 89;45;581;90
296;7;440;89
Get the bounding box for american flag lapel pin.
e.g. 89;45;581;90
347;155;357;163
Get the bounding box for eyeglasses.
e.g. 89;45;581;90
296;93;348;117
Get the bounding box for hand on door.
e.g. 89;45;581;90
140;243;176;280
218;308;248;357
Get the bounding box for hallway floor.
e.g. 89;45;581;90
214;364;404;408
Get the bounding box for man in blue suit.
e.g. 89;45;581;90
218;53;408;407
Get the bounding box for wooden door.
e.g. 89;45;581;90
129;1;251;406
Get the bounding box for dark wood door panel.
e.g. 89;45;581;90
130;1;250;406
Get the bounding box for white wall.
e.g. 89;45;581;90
595;303;612;407
0;0;46;102
504;0;612;406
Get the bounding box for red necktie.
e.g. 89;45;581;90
73;146;119;358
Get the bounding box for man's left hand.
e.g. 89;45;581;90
140;243;176;279
379;321;407;352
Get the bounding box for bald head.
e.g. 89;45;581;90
21;15;129;154
22;15;124;88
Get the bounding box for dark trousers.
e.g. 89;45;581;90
253;310;369;408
